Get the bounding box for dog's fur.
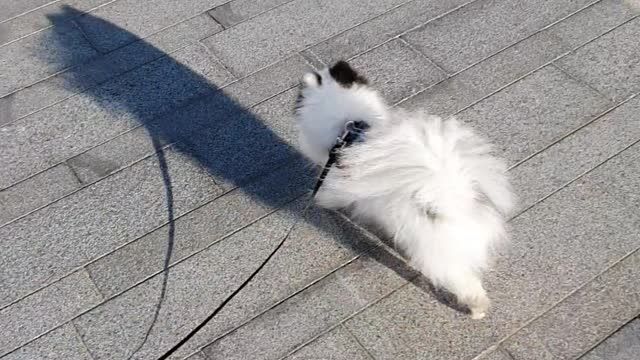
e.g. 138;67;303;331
295;61;516;319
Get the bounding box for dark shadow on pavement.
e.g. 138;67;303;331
43;6;455;357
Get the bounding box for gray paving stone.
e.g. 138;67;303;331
402;0;594;74
223;54;311;106
400;31;566;115
66;126;168;184
0;62;302;267
124;13;221;52
504;250;640;360
202;0;407;76
0;270;102;356
346;276;503;360
545;0;639;49
242;87;299;148
1;323;93;360
75;203;381;359
456;65;612;166
0;0;52;22
2;13;222;124
191;216;390;359
309;0;469;65
511;95;640;213
161;86;302;192
21;55;306;218
0;149;222;308
185;352;208;360
556;17;640;101
184;206;390;347
0;43;233;189
0;0;111;47
0;21;98;95
286;326;372;360
202;254;407;360
343;143;640;360
0;90;13;125
300;49;326;69
0;163;81;225
60;62;306;197
349;39;446;104
64;54;308;186
399;0;638;115
74;0;227;53
208;0;292;28
586;144;640;212
581;318;640;360
2;48;304;198
499;142;640;313
85;158;315;298
72;276;164;360
478;347;514;360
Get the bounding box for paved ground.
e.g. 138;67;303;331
1;0;639;359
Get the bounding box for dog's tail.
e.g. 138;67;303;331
390;115;514;275
409;115;515;219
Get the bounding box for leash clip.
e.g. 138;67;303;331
335;120;369;148
334;120;355;148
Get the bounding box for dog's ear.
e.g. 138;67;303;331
329;61;368;87
302;71;322;88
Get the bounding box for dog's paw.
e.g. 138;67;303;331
471;310;486;320
468;294;490;320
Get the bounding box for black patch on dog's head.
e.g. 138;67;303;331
329;61;367;87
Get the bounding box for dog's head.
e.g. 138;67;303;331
301;60;368;89
295;61;387;165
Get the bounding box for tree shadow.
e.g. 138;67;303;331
42;6;462;357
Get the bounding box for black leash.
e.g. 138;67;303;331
157;120;368;360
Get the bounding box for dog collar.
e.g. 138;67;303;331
312;120;369;197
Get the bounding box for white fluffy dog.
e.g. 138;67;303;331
295;61;515;319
